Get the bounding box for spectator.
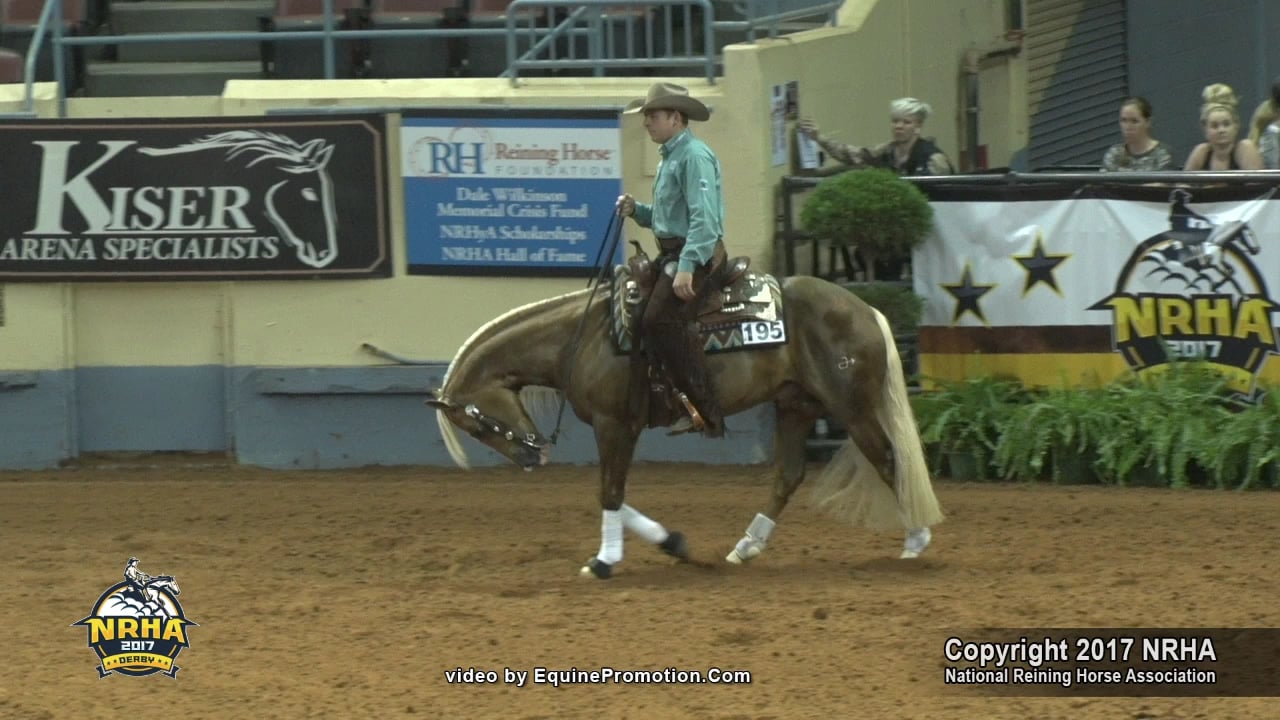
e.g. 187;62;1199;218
1100;96;1174;171
1247;77;1280;169
797;97;955;176
1183;84;1263;171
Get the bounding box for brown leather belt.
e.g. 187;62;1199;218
655;237;727;272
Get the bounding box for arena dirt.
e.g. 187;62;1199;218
2;458;1276;719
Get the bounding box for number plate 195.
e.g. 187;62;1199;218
741;320;786;345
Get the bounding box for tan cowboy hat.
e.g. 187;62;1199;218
623;82;710;122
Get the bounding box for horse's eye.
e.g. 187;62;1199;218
302;188;318;201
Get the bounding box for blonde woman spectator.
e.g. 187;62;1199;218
1247;78;1280;169
1183;84;1263;171
797;97;955;176
1101;97;1174;171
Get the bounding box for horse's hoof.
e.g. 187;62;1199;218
658;531;688;561
579;558;612;579
900;549;921;559
726;546;761;564
725;541;762;564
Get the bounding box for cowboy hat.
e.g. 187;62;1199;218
623;82;710;122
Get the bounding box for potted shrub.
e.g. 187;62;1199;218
799;167;934;281
845;282;926;337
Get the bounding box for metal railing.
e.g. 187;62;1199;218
503;0;716;82
13;0;839;115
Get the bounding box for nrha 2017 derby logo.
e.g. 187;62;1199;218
1090;189;1278;400
72;557;197;678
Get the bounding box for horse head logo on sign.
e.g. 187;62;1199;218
139;131;339;268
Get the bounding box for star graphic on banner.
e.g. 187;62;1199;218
941;263;997;325
1011;231;1070;296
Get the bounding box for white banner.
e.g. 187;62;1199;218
913;185;1280;396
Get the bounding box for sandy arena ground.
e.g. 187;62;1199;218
2;457;1277;719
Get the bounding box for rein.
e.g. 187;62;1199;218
547;207;625;445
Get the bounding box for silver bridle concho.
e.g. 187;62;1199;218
464;404;547;453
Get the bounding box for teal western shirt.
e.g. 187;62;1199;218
633;128;725;274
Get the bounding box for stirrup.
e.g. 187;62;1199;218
668;392;706;436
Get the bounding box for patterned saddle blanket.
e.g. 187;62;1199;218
609;255;788;355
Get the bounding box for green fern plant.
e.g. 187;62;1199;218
1202;385;1280;489
1095;361;1235;487
993;385;1110;483
915;375;1028;478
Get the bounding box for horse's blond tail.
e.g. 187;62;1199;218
810;309;943;532
872;309;944;530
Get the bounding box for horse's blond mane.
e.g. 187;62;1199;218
437;288;594;469
137;130;329;171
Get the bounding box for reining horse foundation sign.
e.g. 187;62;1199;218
400;109;623;277
0;115;391;281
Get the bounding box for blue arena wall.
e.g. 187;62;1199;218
0;366;775;470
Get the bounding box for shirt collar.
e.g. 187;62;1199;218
659;128;692;158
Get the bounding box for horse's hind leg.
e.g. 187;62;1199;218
726;391;819;564
580;415;686;580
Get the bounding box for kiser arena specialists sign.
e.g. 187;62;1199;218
0;115;391;280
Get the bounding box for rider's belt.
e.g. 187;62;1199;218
657;236;685;252
657;237;727;271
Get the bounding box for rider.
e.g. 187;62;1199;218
124;557;153;594
617;82;727;438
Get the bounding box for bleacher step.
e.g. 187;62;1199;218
85;60;263;96
109;0;273;61
111;1;274;33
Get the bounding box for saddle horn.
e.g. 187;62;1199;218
425;388;454;409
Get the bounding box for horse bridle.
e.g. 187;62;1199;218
464;404;548;454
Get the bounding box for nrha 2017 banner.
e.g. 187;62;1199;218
0;114;391;281
400;109;623;278
913;182;1280;399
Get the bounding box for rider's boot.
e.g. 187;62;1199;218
664;334;725;439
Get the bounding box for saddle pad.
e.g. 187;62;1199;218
609;264;789;355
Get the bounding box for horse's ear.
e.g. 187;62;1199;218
425;388;453;409
308;142;335;169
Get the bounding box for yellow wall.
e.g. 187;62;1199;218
0;0;1025;372
826;0;1027;170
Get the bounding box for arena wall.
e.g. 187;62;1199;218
0;0;1021;469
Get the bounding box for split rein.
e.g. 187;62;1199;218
546;207;626;446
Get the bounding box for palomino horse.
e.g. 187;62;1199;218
428;272;944;579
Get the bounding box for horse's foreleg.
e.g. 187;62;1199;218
727;397;816;564
580;416;646;579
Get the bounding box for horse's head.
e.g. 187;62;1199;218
264;139;338;269
138;132;339;269
428;386;550;471
153;576;180;596
1206;219;1260;256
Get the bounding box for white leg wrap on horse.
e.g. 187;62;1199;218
595;509;624;565
726;513;775;564
901;526;932;559
620;504;669;545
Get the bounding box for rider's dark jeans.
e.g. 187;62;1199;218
640;239;726;437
